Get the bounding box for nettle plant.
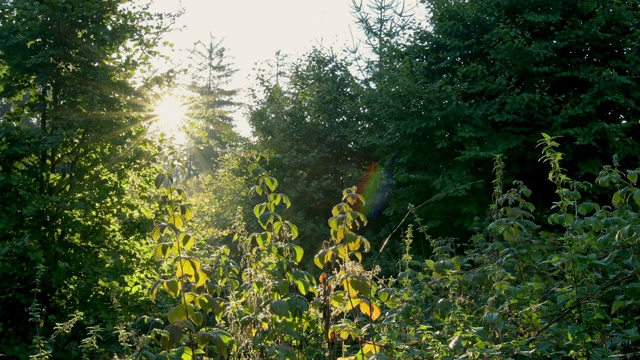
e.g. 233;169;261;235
314;187;388;360
136;155;236;359
226;151;321;359
371;135;640;359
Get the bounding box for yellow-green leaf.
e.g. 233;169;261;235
168;214;184;229
179;233;194;250
314;250;327;269
168;304;187;324
291;244;304;263
163;278;180;297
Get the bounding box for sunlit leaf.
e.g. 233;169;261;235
346;297;362;311
287;221;299;239
314;250;326;269
330;291;344;307
269;193;281;205
282;194;291;208
359;300;381;321
150;280;162;303
163;278;180;297
253;203;267;219
154;242;174;261
151;224;170;242
265;176;278;191
175;188;187;201
291;244;304;263
179;233;194;250
377;288;393;302
343;275;371;297
362;342;381;355
179;205;194;221
167;304;187;324
168;214;183;229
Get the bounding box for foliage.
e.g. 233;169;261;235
0;0;179;357
182;35;245;177
357;0;640;241
248;49;371;271
136;155;236;359
246;0;640;256
313;187;386;360
369;137;640;359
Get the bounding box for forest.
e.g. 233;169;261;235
1;0;640;359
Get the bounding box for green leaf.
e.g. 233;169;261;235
290;244;304;263
265;176;278;191
269;299;290;317
288;295;309;314
197;294;215;313
191;311;204;326
295;279;313;295
611;300;626;315
633;190;640;207
168;304;187;324
168;214;184;229
612;191;624;207
377;288;393;302
314;250;326;268
163;278;180;297
154;173;167;189
627;170;638;185
179;233;194;250
210;297;226;316
277;324;301;340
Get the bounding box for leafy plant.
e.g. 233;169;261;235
138;155;235;359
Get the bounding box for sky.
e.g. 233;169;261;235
148;0;360;137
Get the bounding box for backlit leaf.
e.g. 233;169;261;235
167;304;187;324
291;244;304;263
359;300;381;321
163;278;180;297
179;233;194;250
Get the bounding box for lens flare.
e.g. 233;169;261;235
357;163;391;218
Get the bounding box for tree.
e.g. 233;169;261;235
182;34;244;176
249;49;370;271
0;0;178;356
351;0;640;247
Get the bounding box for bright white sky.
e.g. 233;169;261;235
149;0;360;136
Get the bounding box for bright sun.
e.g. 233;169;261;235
153;94;188;141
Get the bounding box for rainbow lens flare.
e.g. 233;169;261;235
357;163;391;218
